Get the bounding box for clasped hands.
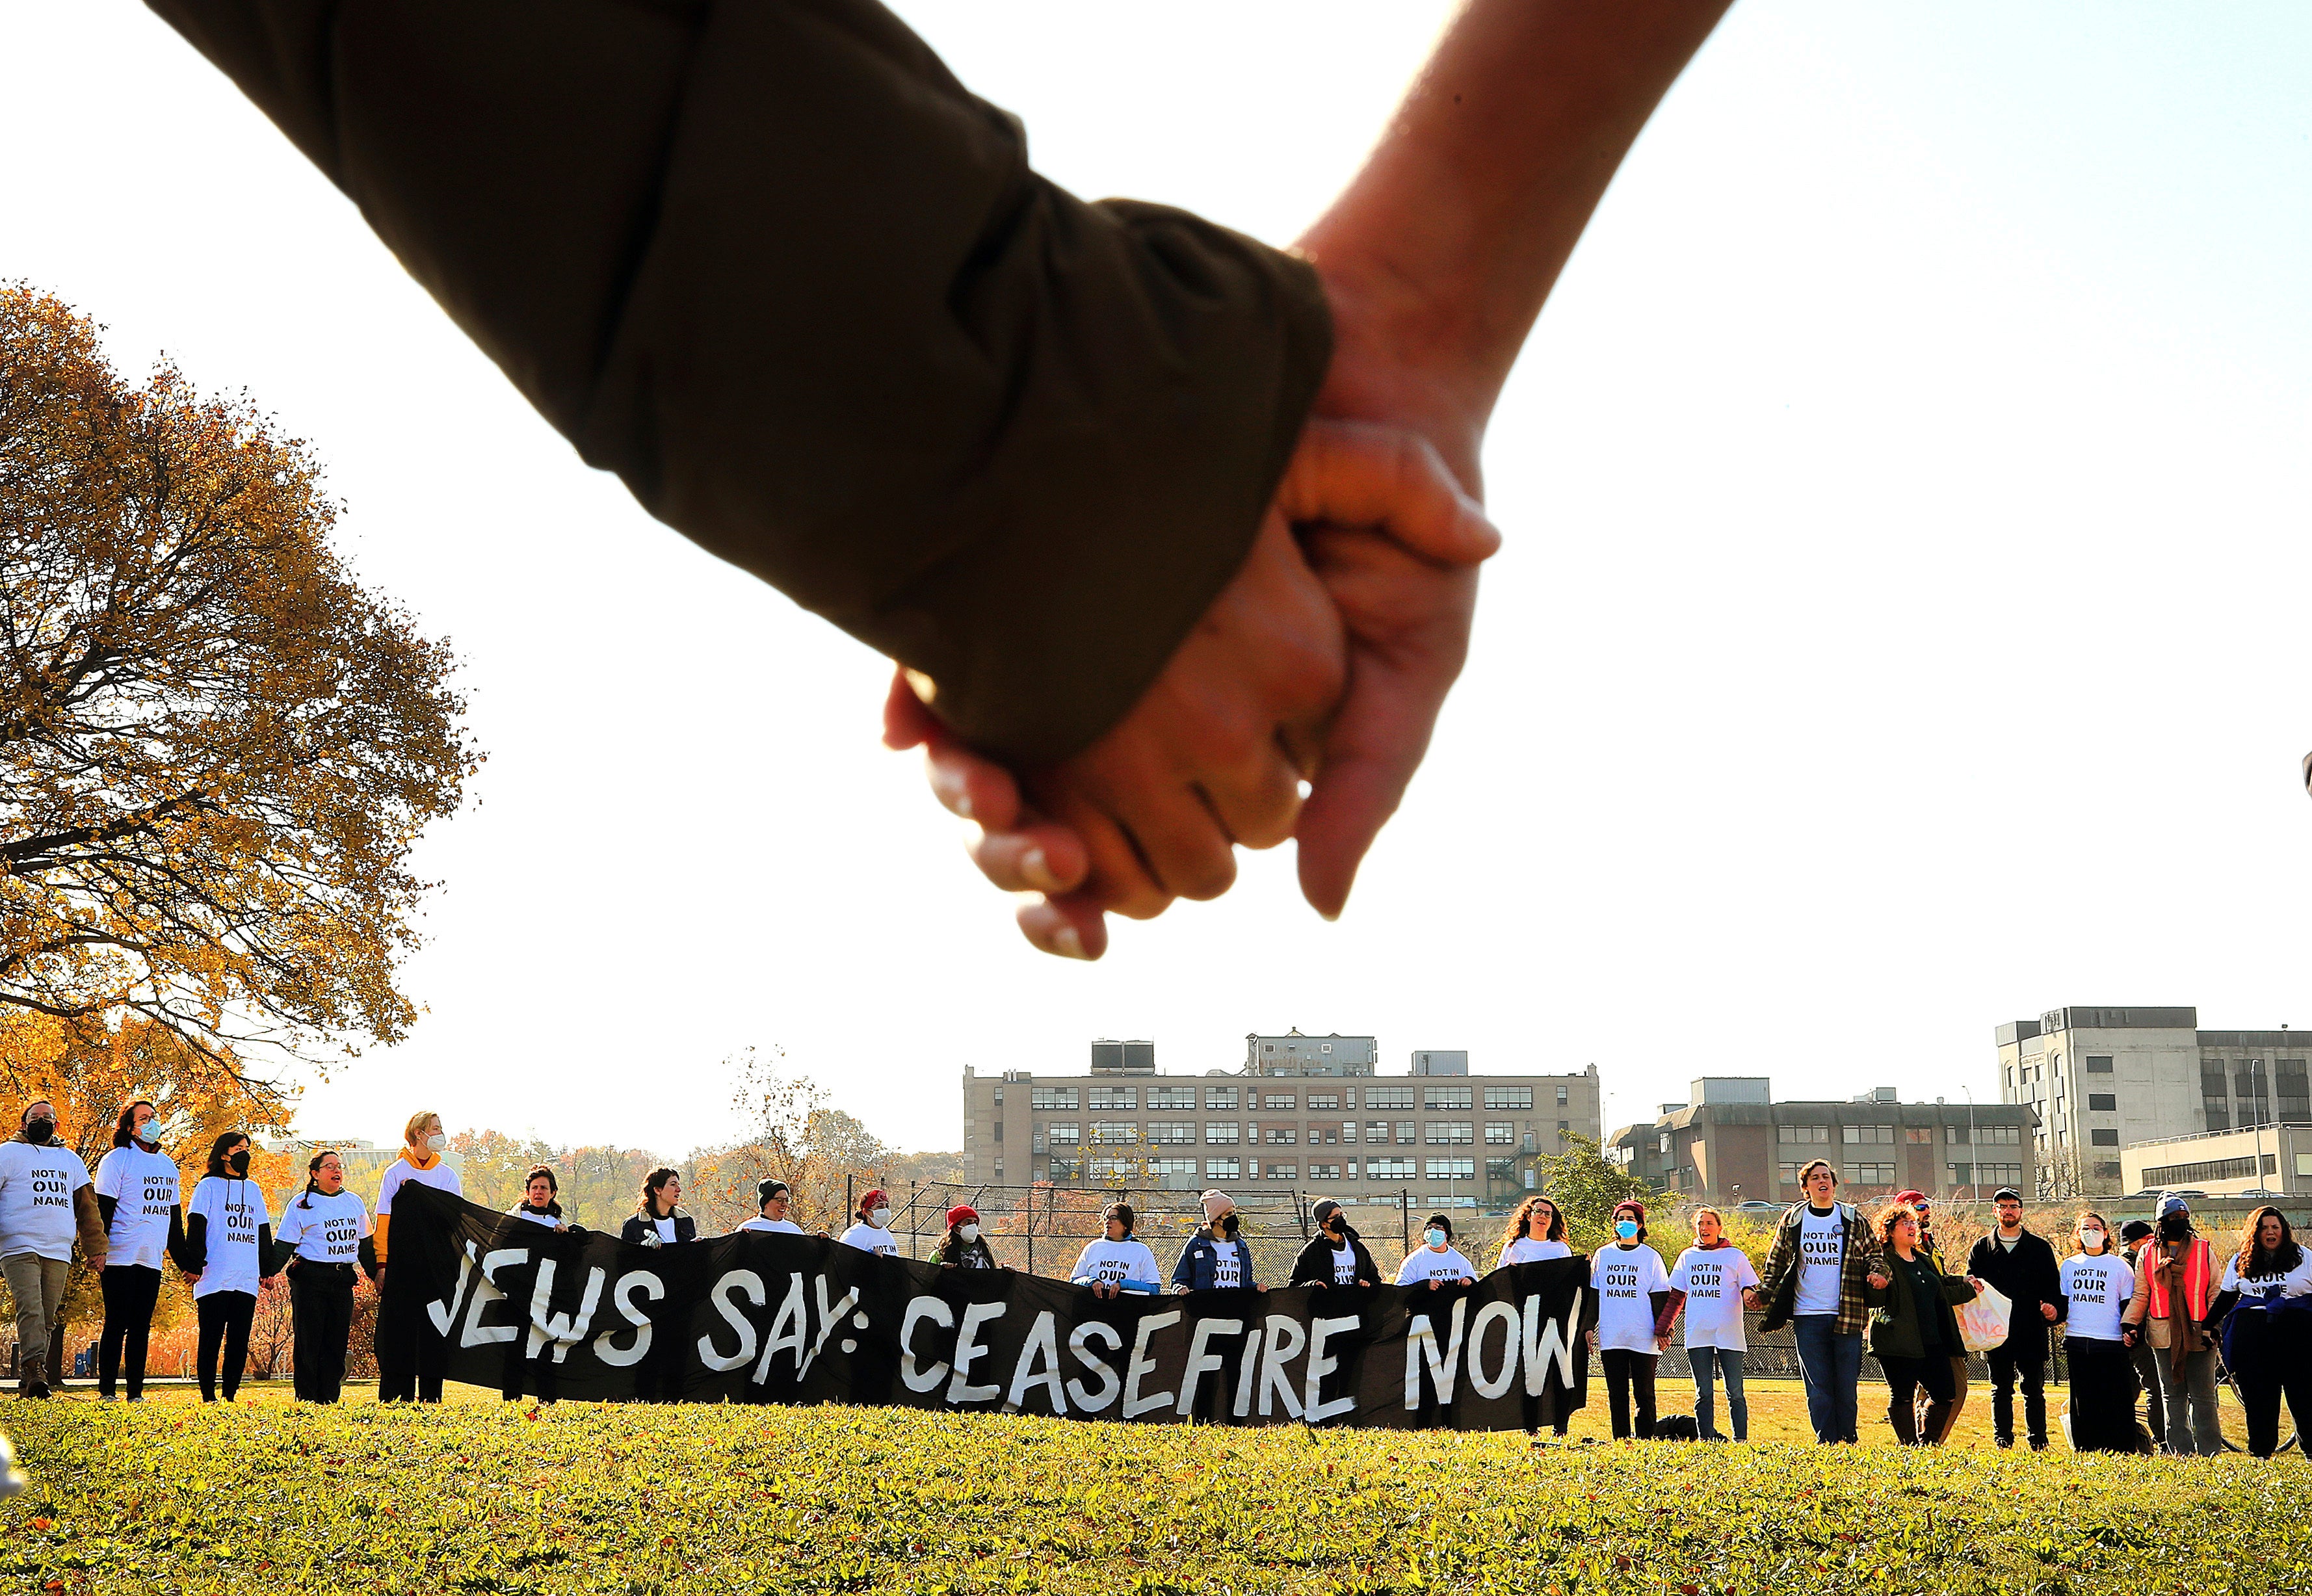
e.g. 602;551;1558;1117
886;414;1498;958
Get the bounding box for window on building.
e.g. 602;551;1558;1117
2296;1153;2312;1179
1485;1122;1516;1145
1307;1163;1341;1181
2278;1060;2309;1118
1484;1087;1533;1110
1778;1124;1831;1144
1397;1121;1417;1144
1267;1163;1298;1180
1047;1153;1083;1178
1148;1086;1197;1111
1978;1123;2021;1145
1265;1127;1296;1144
1307;1093;1339;1111
2094;1160;2123;1179
993;1087;1003;1106
1205;1088;1239;1111
1031;1087;1079;1110
993;1121;1004;1143
1556;1086;1570;1106
1203;1123;1239;1144
2086;1093;2117;1112
1045;1123;1080;1145
1776;1162;1807;1187
1342;1121;1359;1144
1424;1121;1474;1145
1145;1121;1195;1145
1366;1087;1414;1111
2086;1056;2114;1073
2205;1100;2232;1131
2144;1153;2275;1187
1843;1125;1895;1145
1090;1121;1138;1144
1203;1157;1241;1179
1367;1157;1415;1181
1089;1087;1138;1111
1558;1120;1571;1137
1906;1127;1934;1144
2087;1129;2119;1146
1423;1086;1474;1110
1424;1157;1476;1180
1365;1121;1390;1143
1486;1157;1518;1183
1264;1093;1297;1110
1659;1132;1672;1156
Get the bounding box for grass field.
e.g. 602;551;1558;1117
4;1378;2307;1595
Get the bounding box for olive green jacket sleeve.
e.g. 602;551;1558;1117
147;0;1332;763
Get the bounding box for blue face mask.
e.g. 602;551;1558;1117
1425;1228;1447;1249
1614;1220;1640;1241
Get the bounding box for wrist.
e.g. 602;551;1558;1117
1298;246;1493;492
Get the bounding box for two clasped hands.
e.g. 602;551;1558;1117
887;0;1730;958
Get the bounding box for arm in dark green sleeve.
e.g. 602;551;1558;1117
146;0;1331;763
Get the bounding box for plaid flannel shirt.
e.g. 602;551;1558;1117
1760;1201;1884;1337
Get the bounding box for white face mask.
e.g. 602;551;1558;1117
2081;1229;2107;1251
426;1133;447;1152
960;1223;980;1243
871;1207;891;1227
135;1119;162;1146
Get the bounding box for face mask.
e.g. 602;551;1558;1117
228;1150;251;1176
426;1133;447;1152
135;1119;162;1147
23;1118;55;1144
871;1207;891;1227
1425;1228;1447;1248
1614;1220;1639;1241
2081;1229;2106;1251
960;1223;980;1243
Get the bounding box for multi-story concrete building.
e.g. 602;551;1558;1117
962;1035;1602;1209
1607;1079;2037;1205
1996;1006;2307;1195
2122;1123;2312;1197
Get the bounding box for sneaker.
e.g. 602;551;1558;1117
98;1391;118;1404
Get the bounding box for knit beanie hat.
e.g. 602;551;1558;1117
1201;1190;1234;1221
947;1205;979;1229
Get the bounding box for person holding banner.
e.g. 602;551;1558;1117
738;1179;802;1235
1863;1201;1980;1446
933;1205;999;1268
274;1149;370;1404
182;1131;279;1404
1586;1199;1669;1440
1658;1205;1760;1441
1758;1160;1888;1445
2057;1211;2139;1454
1397;1213;1477;1288
373;1108;463;1403
1292;1199;1378;1287
839;1188;899;1256
622;1168;696;1248
2121;1192;2222;1456
2209;1205;2312;1459
93;1101;184;1403
1172;1190;1261;1292
1071;1203;1162;1297
1497;1196;1571;1266
509;1167;570;1231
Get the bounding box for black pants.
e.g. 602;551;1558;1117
374;1275;448;1402
196;1290;256;1402
1986;1345;2048;1447
98;1264;163;1399
2063;1337;2140;1454
2129;1334;2165;1443
1878;1351;1957;1445
291;1264;356;1403
2230;1311;2312;1459
1599;1348;1657;1439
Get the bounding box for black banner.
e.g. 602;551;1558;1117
384;1185;1593;1428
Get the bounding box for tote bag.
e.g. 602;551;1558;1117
1955;1282;2012;1353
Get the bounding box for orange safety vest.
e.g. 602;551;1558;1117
2140;1236;2214;1322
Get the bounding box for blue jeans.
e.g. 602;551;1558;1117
1793;1315;1863;1443
1689;1345;1748;1441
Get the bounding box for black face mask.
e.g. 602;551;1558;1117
23;1117;55;1144
2159;1213;2189;1241
228;1150;251;1176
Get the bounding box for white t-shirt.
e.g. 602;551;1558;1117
95;1145;180;1270
1793;1206;1846;1316
1499;1236;1572;1267
376;1155;463;1218
1071;1236;1160;1289
276;1190;371;1264
1592;1243;1671;1354
1330;1242;1360;1285
739;1216;804;1235
1396;1245;1476;1286
1213;1241;1246;1289
1670;1244;1761;1350
2220;1250;2312;1306
2060;1251;2135;1342
0;1140;93;1262
187;1175;270;1298
839;1222;898;1257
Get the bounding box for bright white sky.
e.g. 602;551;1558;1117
4;3;2306;1158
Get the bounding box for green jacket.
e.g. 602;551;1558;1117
148;0;1332;765
1863;1251;1978;1361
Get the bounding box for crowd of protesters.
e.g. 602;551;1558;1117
5;1100;2308;1457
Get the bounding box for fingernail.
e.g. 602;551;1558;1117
1019;846;1057;893
1051;924;1088;960
932;765;974;820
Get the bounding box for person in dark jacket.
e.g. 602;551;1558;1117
619;1168;696;1248
1865;1202;1983;1445
2118;1218;2164;1443
1964;1188;2064;1449
1172;1190;1261;1293
1289;1199;1378;1288
932;1204;998;1270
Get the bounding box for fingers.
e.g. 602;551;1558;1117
1279;419;1501;566
967;824;1088;896
1016;893;1109;962
881;664;940;750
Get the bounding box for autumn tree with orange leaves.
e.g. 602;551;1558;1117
0;285;476;1112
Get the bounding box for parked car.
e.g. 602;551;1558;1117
1733;1201;1783;1218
